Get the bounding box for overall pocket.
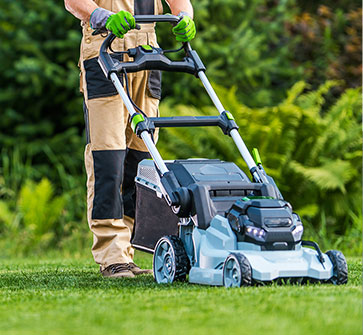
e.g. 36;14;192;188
147;70;162;100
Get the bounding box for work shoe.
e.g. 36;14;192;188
128;262;153;275
101;263;135;278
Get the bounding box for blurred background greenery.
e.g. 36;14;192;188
0;0;361;257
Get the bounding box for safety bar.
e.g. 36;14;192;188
146;113;238;135
98;35;205;78
150;116;222;128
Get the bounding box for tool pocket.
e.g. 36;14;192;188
146;32;162;100
83;54;124;100
147;70;162;100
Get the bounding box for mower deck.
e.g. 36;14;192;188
189;216;333;285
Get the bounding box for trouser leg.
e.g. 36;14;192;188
82;58;160;269
85;143;135;267
84;96;134;269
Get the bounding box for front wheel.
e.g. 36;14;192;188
222;253;252;288
326;250;348;285
153;235;190;284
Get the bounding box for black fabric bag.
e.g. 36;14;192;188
131;183;179;252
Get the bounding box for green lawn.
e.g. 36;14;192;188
0;253;361;335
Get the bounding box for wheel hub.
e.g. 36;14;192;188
164;255;173;275
232;268;239;284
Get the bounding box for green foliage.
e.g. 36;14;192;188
288;5;362;92
0;201;17;230
0;147;35;200
157;82;362;254
0;154;89;255
0;0;85;193
158;1;361;107
296;0;361;12
0;178;67;253
159;0;302;107
19;179;65;238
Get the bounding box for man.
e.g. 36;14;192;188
64;0;196;278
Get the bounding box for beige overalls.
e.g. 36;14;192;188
79;0;163;269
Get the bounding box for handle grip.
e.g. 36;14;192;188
92;14;179;36
98;34;117;78
92;23;141;36
134;14;180;24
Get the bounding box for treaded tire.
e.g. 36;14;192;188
223;253;252;287
326;250;348;285
153;235;190;284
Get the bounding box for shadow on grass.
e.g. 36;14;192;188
0;262;217;291
0;269;344;291
0;257;360;291
0;270;184;291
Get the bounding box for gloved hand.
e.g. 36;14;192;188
90;8;136;38
106;10;136;38
172;13;196;42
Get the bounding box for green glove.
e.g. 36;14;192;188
172;13;196;42
105;10;136;38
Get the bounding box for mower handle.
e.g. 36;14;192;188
97;15;205;78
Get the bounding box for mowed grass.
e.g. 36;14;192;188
0;253;361;335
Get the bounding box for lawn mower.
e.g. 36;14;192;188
97;15;348;287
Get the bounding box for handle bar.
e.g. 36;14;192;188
134;14;180;24
97;15;206;78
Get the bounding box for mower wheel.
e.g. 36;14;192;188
326;250;348;285
222;253;252;288
153;235;190;284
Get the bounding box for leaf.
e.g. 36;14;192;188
295;204;319;219
18;178;65;236
0;201;15;228
289;159;356;193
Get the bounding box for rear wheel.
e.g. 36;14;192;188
153;235;190;284
326;250;348;285
223;253;252;287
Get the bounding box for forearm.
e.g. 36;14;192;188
166;0;193;18
64;0;98;21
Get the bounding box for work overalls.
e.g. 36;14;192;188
79;0;163;269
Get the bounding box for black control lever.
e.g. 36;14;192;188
92;24;141;36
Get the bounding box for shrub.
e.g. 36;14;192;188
287;5;362;93
0;0;85;194
158;0;303;107
19;179;66;245
0;178;65;254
